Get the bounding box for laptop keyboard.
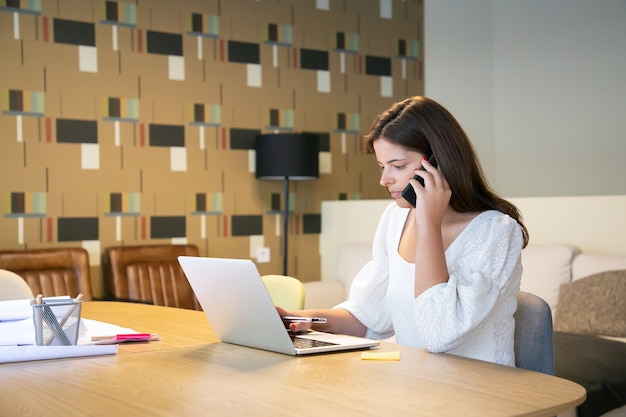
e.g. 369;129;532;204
290;334;338;349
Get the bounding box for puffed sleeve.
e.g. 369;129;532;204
334;203;400;340
413;212;523;352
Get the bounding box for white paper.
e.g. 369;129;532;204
0;299;32;321
1;317;141;346
0;318;142;363
0;318;34;345
0;296;70;321
0;345;118;363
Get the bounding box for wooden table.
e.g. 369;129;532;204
0;302;586;417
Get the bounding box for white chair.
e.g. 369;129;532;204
0;269;34;301
514;291;555;375
261;275;305;311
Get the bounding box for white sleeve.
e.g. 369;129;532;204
413;212;523;352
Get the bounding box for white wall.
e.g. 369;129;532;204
424;0;626;197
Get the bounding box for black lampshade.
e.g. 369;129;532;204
255;133;320;180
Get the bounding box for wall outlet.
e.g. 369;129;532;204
256;247;270;263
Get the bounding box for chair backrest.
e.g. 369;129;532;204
514;291;555;375
261;274;305;311
102;244;200;310
0;248;93;300
0;269;34;301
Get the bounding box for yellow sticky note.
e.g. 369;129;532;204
361;351;401;361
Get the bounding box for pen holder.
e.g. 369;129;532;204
32;298;83;346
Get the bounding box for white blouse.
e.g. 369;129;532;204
335;203;523;366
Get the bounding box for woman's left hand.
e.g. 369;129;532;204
408;157;451;226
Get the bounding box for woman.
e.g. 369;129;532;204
281;96;528;366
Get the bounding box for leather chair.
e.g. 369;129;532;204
514;291;555;375
102;244;200;310
0;248;93;300
261;274;305;310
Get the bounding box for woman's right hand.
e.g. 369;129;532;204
276;306;313;333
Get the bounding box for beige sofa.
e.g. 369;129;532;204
304;242;626;417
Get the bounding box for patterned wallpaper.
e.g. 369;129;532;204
0;0;423;297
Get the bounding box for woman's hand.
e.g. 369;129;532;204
408;157;451;227
276;306;312;333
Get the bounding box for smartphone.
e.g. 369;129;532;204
401;154;438;207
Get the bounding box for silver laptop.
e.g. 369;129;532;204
178;256;379;355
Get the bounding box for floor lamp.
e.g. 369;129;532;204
255;133;319;276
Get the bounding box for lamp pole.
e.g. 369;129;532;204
255;133;319;277
282;176;289;276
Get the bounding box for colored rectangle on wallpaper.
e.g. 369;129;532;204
269;109;279;126
0;0;41;13
110;193;122;212
191;192;223;213
103;1;137;26
267;109;294;129
146;30;183;56
335;32;358;52
229;128;260;150
6;191;46;216
266;23;292;45
190;103;221;125
365;56;391;76
104;97;139;120
31;192;46;214
53;18;95;46
8;89;22;111
149;124;185;147
189;13;218;37
231;215;262;236
108;98;121;118
300;49;329;71
104;1;118;21
302;214;321;234
193;104;204;122
150;216;186;238
267;24;278;42
3;90;44;114
335;113;360;132
398;39;419;59
58;217;98;241
106;192;140;214
127;192;140;212
56;119;98;144
195;193;206;211
10;192;25;213
337;113;346;130
269;193;281;211
211;193;223;212
227;40;260;64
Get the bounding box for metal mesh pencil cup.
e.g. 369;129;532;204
32;299;83;346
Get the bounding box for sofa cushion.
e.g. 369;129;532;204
520;244;580;313
335;242;372;289
303;281;346;309
572;253;626;281
554;270;626;337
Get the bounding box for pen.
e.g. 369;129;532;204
281;316;327;323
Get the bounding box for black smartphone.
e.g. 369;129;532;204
401;154;438;207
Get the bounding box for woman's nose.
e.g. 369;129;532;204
379;170;392;187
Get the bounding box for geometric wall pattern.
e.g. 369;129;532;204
0;0;423;297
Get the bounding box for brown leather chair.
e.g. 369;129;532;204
102;244;200;310
0;248;93;300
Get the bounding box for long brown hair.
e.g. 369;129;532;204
364;96;529;247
